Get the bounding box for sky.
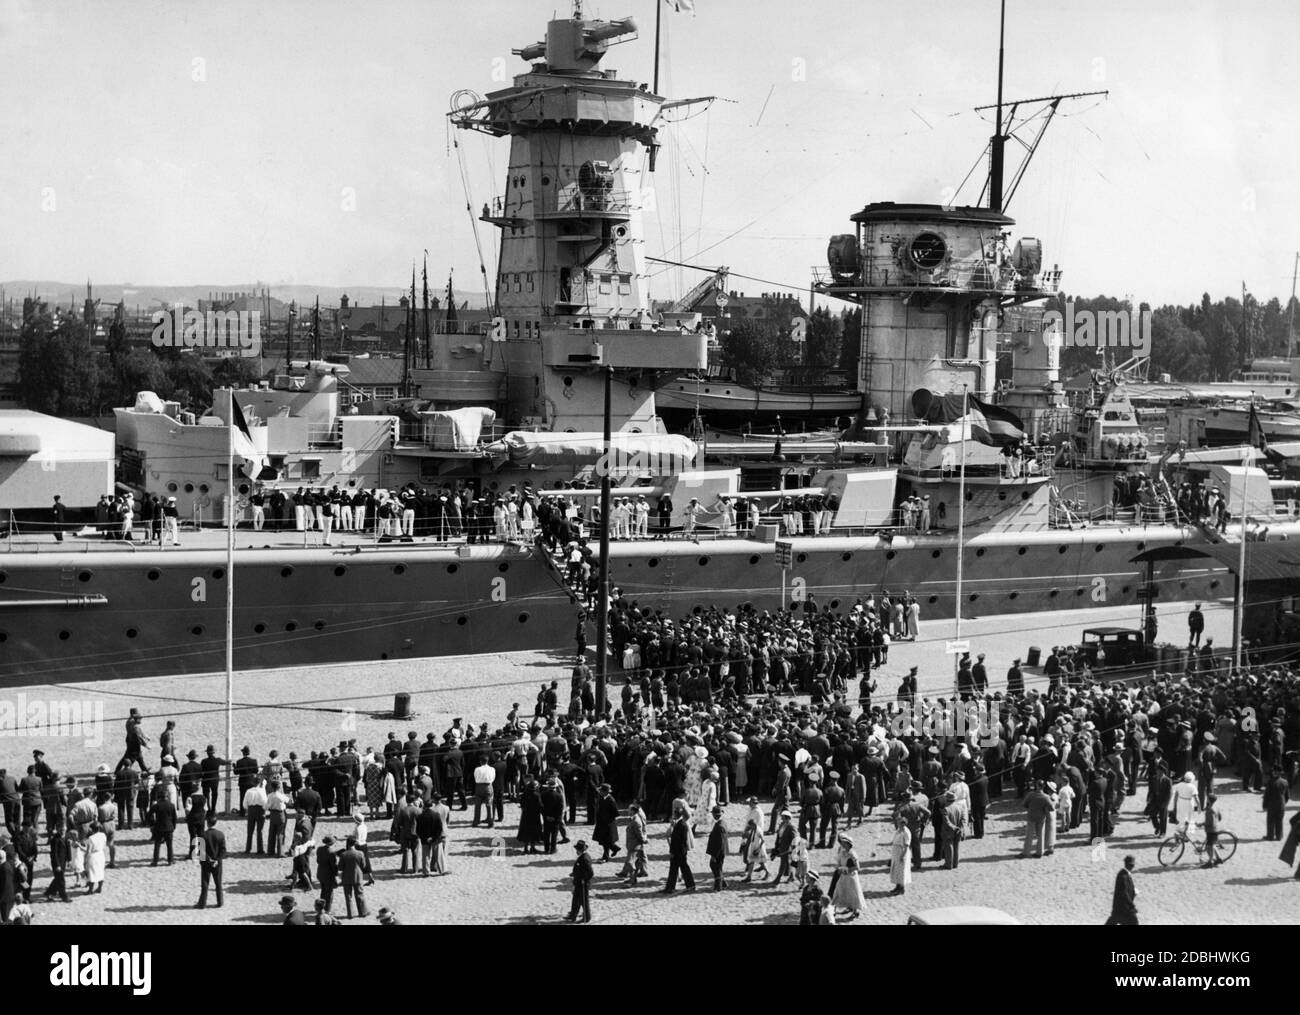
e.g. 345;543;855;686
2;0;1297;308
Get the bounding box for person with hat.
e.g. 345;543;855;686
797;773;822;847
1021;779;1054;859
376;906;402;925
619;802;650;885
896;787;930;873
338;835;370;918
316;834;339;913
1187;603;1205;647
1105;855;1139;925
829;834;866;919
771;809;797;884
705;805;730;891
888;813;912;896
199;744;224;815
972;653;988;695
1007;658;1024;697
279;894;306;926
593;783;620;862
739;814;771;883
162;495;180;546
817;771;846;849
195;813;226;909
661;806;696;893
798;871;831;925
565;840;594;923
233;746;258;817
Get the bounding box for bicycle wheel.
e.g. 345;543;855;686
1157;836;1185;866
1215;831;1237;863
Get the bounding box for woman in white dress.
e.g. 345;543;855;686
889;816;912;896
740;818;771;881
84;823;108;894
695;770;719;834
830;835;866;920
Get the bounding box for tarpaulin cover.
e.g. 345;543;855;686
420;407;496;450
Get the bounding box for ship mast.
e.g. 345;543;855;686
1288;251;1298;360
988;0;1007;213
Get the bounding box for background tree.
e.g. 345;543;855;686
719;319;786;387
17;305;100;416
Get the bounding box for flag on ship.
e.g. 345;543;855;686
667;0;696;13
927;392;1026;447
229;395;264;479
1248;402;1268;454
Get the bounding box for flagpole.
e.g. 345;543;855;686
1234;443;1250;673
954;385;969;696
224;391;235;815
653;0;663;94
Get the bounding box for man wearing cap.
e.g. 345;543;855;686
1007;659;1024;697
339;836;370;918
662;808;696;893
119;710;151;773
1021;780;1054;859
972;654;988;695
162;496;180;546
316;835;339;913
178;750;202;808
897;786;930;872
817;771;846;850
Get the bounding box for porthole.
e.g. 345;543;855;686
615;225;627;237
285;621;298;632
541;175;551;186
886;551;896;561
77;570;92;582
1095;544;1105;553
199;484;210;494
1076;588;1086;596
314;620;326;631
498;562;510;573
238;483;250;496
333;565;347;577
518;612;530;623
969;593;978;602
997;492;1007;501
0;571;6;583
191;625;204;636
1209;579;1220;590
1021;491;1030;501
975;548;985;558
147;569;161;581
927;595;939;605
447;564;459;575
1137;542;1146;551
648;558;659;568
126;628;138;639
457;616;468;626
166;482;178;493
212;568;225;580
1180;581;1188;590
965;491;974;501
563;376;574;388
0;631;7;642
796;553;807;563
747;555;760;565
692;606;703;616
841;552;853;562
58;630;70;641
393;564;406;575
1017;547;1027;556
1058;546;1068;555
698;556;710;566
254;623;267;634
1008;592;1018;600
931;550;941;559
1049;589;1059;598
184;483;194;494
830;599;840;609
281;566;294;577
1122;586;1131;595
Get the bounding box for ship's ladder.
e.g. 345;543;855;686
658;555;676;612
59;565;77;591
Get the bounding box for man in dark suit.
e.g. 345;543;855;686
441;739;466;810
1263;766;1290;841
971;654;989;695
396;794;420;874
661;813;696;893
196;814;226;908
150;795;177;865
44;826;70;902
279;895;306;926
564;840;595;923
540;777;565;854
1105;855;1139;925
233;746;258;816
339;836;369;919
968;763;989;838
294;779;322;823
316;835;339;913
705;806;729;891
179;750;203;805
199;745;224;814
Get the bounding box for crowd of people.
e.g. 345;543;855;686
3;596;1299;926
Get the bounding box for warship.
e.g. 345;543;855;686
2;3;1296;687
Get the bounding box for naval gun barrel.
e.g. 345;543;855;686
584;16;637;43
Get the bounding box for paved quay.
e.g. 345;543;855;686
5;599;1298;925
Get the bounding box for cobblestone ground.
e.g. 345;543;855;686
6;600;1298;925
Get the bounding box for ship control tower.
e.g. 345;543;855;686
451;2;708;434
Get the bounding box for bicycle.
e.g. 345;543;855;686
1157;826;1237;867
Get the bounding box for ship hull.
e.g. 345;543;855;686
0;542;575;687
